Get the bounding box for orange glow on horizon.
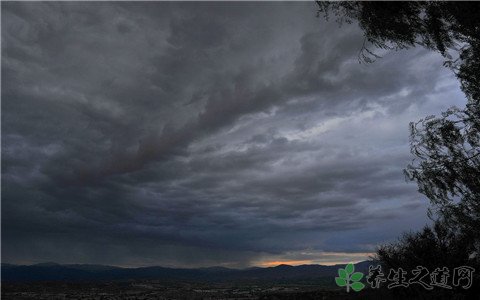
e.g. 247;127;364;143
258;260;314;267
255;252;375;268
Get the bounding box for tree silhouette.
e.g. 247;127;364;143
317;1;480;106
405;106;479;247
318;1;480;295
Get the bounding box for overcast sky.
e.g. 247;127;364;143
1;2;466;268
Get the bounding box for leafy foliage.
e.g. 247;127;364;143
318;1;480;295
375;221;479;298
376;221;471;271
317;1;480;106
405;106;480;244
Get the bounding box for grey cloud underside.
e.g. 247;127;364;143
1;2;464;267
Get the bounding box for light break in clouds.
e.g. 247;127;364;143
1;2;466;268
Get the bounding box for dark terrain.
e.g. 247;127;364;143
1;280;467;300
1;262;359;299
1;261;371;283
2;261;470;299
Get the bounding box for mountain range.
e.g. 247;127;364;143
1;261;373;283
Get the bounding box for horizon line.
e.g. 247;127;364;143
1;259;374;270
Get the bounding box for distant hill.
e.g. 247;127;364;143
1;261;374;283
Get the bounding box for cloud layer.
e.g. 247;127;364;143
1;2;465;267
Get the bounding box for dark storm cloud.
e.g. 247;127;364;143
1;2;465;267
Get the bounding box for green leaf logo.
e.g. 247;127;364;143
351;281;365;292
345;263;354;274
350;272;363;281
335;277;346;286
334;262;365;292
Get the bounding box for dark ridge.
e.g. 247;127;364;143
1;261;373;283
